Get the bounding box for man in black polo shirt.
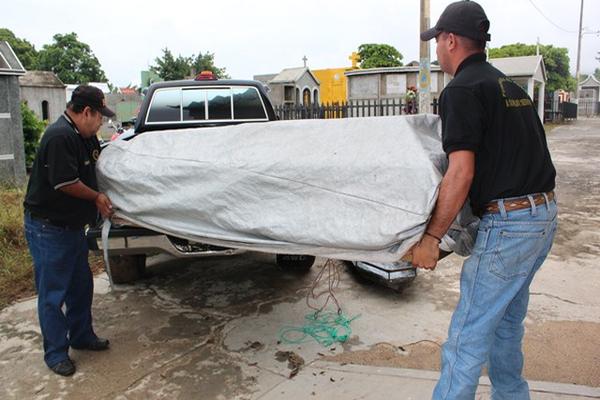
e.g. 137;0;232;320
24;85;115;376
413;1;558;399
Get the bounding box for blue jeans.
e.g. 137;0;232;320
433;195;558;400
24;213;96;367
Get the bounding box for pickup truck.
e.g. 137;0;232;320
87;72;316;283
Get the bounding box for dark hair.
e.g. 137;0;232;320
67;101;85;114
68;85;115;117
458;35;486;51
67;101;101;115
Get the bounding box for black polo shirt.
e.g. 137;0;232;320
439;52;556;214
24;113;101;227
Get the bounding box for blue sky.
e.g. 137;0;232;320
4;0;599;86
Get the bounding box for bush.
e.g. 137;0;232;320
21;102;45;168
0;187;105;309
0;188;34;309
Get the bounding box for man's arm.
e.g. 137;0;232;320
410;150;475;270
59;181;114;218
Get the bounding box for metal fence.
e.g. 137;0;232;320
579;99;600;117
278;95;595;123
561;102;578;119
544;92;562;122
544;92;583;122
545;93;600;121
274;98;439;120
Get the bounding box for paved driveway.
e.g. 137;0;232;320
1;119;599;399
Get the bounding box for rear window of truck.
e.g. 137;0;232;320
146;86;268;124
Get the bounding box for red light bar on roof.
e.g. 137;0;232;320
195;70;217;80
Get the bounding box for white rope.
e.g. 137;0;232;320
101;218;115;291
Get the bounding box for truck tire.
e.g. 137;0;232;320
107;255;146;284
276;254;315;273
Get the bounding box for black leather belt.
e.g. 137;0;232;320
25;211;84;230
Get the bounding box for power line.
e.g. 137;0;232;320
527;0;578;34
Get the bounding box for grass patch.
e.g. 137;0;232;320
0;188;35;309
544;123;559;133
0;188;106;310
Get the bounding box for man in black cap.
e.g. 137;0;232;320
24;85;116;376
412;1;557;398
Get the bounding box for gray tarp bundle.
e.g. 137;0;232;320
97;114;476;263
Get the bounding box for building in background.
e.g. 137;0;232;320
19;71;66;123
578;75;600;117
141;70;163;93
345;64;447;103
0;41;26;185
344;55;547;120
312;68;347;104
311;52;361;104
579;75;600;101
254;67;320;107
106;89;142;124
66;82;110;102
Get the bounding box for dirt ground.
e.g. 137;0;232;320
325;319;600;387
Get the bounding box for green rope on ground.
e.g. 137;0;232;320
278;311;361;347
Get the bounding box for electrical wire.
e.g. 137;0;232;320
526;0;578;34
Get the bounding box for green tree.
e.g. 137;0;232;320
151;48;230;81
489;43;576;92
37;33;107;84
191;51;229;79
150;48;191;81
21;102;45;167
357;44;403;69
0;28;37;70
594;68;600;81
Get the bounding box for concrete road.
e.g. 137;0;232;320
1;119;599;400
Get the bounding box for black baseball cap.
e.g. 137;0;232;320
420;0;491;42
70;85;116;118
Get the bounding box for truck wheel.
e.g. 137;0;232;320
107;255;146;284
276;254;315;273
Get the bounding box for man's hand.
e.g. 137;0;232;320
408;150;474;271
95;193;114;218
410;235;440;270
59;182;115;218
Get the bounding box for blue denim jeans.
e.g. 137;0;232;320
24;213;96;367
433;195;558;400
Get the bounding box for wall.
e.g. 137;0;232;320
265;84;286;107
348;70;446;102
348;75;379;100
295;73;319;105
20;86;66;123
312;68;347;104
0;76;26;186
106;93;143;122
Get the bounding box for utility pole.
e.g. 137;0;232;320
418;0;432;114
575;0;584;104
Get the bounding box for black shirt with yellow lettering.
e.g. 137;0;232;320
439;52;556;214
24;113;101;227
